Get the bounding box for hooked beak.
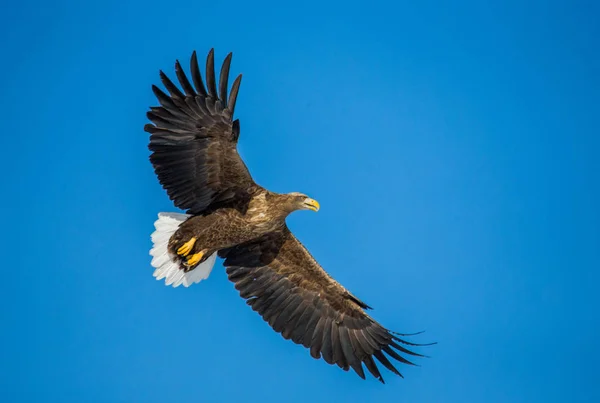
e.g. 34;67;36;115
304;198;320;212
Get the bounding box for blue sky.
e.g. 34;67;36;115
2;0;599;402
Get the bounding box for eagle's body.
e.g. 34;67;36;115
167;190;307;268
145;49;432;383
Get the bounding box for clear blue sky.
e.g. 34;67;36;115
2;0;599;402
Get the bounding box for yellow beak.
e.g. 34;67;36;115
305;198;320;212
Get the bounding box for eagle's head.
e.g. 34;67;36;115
285;192;320;213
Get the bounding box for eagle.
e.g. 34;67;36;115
145;49;432;383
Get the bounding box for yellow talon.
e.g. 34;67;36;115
186;251;205;267
177;237;197;256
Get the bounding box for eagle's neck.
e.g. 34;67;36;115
266;191;300;219
245;191;288;228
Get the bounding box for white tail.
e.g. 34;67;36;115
149;212;217;288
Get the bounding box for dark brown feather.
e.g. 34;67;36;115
302;306;323;348
175;60;196;96
228;76;242;116
363;356;384;383
190;51;207;96
309;315;327;359
219;53;232;105
205;49;217;97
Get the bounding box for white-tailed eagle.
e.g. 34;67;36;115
145;49;433;383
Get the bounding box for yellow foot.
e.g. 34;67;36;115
177;237;197;256
185;251;205;267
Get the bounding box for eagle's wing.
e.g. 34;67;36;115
145;49;255;215
219;228;430;383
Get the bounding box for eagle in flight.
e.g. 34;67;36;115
145;49;432;383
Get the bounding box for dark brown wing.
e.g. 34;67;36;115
145;49;256;215
219;228;432;383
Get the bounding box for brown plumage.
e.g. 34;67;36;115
145;49;433;383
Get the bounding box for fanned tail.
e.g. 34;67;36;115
149;212;217;287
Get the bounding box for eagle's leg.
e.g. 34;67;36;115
185;250;207;268
177;237;197;256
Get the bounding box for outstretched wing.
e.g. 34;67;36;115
219;228;432;383
145;49;256;215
